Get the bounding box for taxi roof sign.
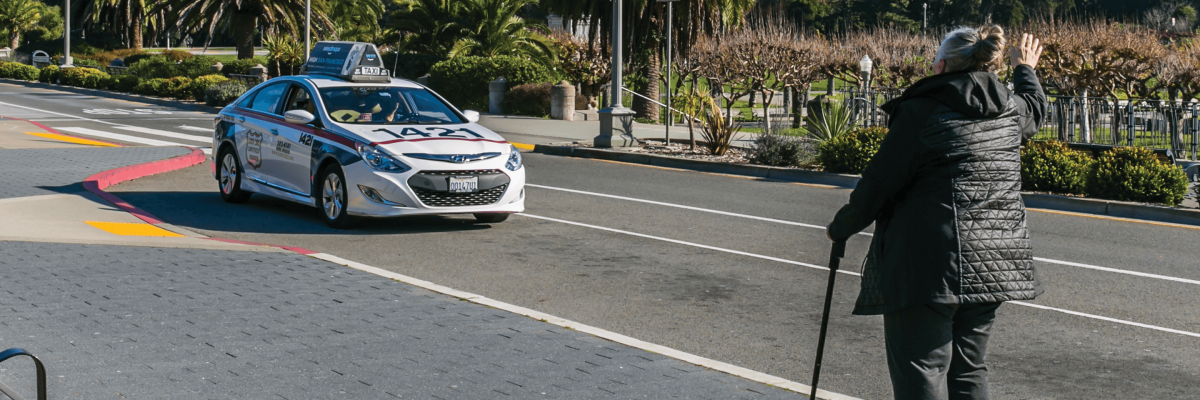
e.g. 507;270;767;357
301;41;390;83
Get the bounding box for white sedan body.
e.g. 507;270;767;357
211;76;525;219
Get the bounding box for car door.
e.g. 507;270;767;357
239;82;292;192
272;83;320;195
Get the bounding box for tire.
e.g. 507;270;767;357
318;164;355;229
473;213;510;223
217;147;252;204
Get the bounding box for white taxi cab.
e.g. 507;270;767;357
212;41;525;228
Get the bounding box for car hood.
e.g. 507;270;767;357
336;122;511;155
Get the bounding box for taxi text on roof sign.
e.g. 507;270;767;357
300;41;391;83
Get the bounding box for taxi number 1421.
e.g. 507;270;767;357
373;127;484;139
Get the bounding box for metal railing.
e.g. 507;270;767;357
1033;96;1199;160
0;348;46;400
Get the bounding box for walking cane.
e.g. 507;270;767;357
809;240;847;400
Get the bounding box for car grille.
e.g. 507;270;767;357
416;169;505;176
413;184;508;207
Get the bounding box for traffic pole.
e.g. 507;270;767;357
809;240;846;400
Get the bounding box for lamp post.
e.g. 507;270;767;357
62;0;73;67
659;0;679;146
305;0;312;61
595;0;637;148
859;55;872;124
923;3;927;37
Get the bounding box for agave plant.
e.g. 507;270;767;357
803;100;861;144
697;95;741;156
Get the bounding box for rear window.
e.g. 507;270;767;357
317;86;464;125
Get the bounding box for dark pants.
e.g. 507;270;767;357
883;302;1002;400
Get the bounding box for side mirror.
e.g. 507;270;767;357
284;109;316;125
462;110;480;123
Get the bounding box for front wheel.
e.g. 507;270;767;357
217;147;252;203
318;164;355;229
473;213;510;223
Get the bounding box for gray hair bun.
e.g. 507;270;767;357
937;24;1007;73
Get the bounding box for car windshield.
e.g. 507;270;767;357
317;86;464;125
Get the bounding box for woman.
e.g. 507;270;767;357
826;26;1046;400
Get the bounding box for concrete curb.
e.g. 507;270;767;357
0;78;220;113
82;147;208;225
533;144;1200;227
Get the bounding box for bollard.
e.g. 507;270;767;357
249;64;268;83
550;81;575;121
489;77;507;114
211;62;223;72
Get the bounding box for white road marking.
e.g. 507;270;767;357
178;125;213;132
528;184;1200;286
310;251;860;400
0;100;118;125
58;127;211;154
115;126;211;143
518;213;1200;339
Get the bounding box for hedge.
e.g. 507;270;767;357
817;126;887;174
382;53;444;79
0;61;40;81
38;65;60;83
59;67;110;89
189;74;230;101
205;81;248;107
1085;146;1190;206
502;82;552;116
1021;141;1093;196
428;55;555;110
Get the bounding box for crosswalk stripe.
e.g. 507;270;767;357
57;127;211;154
178;126;214;133
115;126;211;143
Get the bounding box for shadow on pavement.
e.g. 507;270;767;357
113;190;494;236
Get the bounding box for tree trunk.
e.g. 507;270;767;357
633;46;661;122
1080;89;1091;143
233;11;258;60
762;90;774;135
131;5;144;50
792;85;809;129
8;30;18;50
747;90;755;108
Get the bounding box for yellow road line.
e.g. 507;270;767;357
1027;208;1200;231
85;221;185;237
511;142;536;151
25;132;119;147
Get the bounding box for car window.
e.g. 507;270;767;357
249;83;289;114
317;86;463;124
283;85;316;115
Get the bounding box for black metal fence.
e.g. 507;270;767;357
840;89;1200;160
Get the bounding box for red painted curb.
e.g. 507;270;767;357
0;115;126;147
83;147;206;224
82;147;323;256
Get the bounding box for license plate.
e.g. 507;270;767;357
448;176;478;193
359;67;381;75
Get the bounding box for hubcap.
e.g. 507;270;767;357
220;153;236;194
323;173;344;220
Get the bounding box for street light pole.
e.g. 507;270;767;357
595;0;637;148
923;3;927;37
62;0;72;67
659;0;679;146
305;0;311;61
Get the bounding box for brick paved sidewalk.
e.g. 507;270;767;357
0;147;190;200
0;241;803;399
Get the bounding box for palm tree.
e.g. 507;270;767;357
153;0;335;59
0;0;45;49
388;0;468;57
329;0;384;42
449;0;554;63
80;0;152;49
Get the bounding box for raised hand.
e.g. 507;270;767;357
1009;33;1043;68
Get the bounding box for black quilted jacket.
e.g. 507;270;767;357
827;65;1047;315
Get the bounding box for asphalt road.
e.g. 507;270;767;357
4;81;1200;399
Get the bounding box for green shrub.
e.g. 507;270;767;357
1084;146;1190;206
221;58;268;76
73;58;104;68
750;133;818;167
59;67;110;88
129;56;178;79
382;53;444;79
817;126;887;174
205;80;248;107
188;74;229;101
160;49;193;61
502;82;552;116
164;76;193;99
177;55;220;78
0;61;41;81
1021;141;1093;195
133;78;171;97
428;55;555;110
123;53;155;67
38;65;60;83
110;75;139;92
78;49;147;66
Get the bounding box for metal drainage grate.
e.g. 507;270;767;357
413;184;508;207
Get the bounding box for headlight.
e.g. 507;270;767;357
356;142;411;173
505;145;523;171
